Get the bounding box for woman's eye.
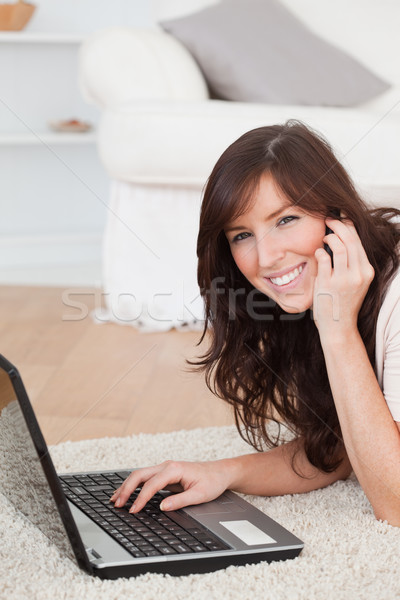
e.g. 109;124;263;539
232;232;252;243
278;215;298;226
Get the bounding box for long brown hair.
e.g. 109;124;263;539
193;120;400;473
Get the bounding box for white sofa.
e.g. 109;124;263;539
79;0;400;331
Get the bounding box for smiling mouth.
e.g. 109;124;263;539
267;264;304;287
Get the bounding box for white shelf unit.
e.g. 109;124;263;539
0;30;98;140
0;32;88;43
0;131;97;145
0;30;109;286
0;32;89;43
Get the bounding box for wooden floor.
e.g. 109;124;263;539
0;286;234;445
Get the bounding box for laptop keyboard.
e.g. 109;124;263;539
60;471;229;558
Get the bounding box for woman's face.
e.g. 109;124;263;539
224;173;326;314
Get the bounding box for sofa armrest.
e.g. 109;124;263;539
79;27;209;109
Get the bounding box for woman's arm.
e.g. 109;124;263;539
220;437;352;497
320;328;400;525
111;436;351;513
314;217;400;526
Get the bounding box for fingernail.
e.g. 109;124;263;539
160;500;170;511
129;504;136;513
115;498;121;507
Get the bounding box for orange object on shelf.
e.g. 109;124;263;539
48;119;93;133
0;1;36;31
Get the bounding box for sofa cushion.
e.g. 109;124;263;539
80;28;209;107
98;100;400;209
160;0;390;106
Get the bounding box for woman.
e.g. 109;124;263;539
111;121;400;525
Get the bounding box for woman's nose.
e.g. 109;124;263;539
255;235;285;268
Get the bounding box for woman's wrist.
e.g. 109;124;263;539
318;325;361;351
216;455;249;491
320;328;363;352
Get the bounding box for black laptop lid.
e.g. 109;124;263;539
0;355;92;574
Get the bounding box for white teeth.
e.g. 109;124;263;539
270;265;303;286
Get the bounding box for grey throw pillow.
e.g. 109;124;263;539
160;0;390;106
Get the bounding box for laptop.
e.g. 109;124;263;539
0;354;303;579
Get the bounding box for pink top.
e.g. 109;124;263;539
375;267;400;422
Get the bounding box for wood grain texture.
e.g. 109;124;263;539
0;286;233;444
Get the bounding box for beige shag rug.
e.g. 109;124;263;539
1;425;399;600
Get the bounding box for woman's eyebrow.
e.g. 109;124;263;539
224;207;287;233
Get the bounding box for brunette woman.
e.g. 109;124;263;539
111;121;400;526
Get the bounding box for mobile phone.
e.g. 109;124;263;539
324;209;340;267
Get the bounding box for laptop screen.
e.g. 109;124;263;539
0;360;88;568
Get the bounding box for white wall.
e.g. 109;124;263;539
0;1;152;287
25;0;152;33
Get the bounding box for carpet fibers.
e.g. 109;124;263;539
1;425;399;599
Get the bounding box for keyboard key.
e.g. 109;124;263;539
116;471;132;478
125;535;143;543
179;535;197;543
125;543;140;552
159;546;177;555
159;533;175;541
175;544;191;554
60;476;78;485
191;544;207;552
136;543;154;552
75;475;95;483
145;550;161;557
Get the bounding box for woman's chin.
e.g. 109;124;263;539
277;294;313;315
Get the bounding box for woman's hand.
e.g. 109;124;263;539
313;216;375;342
110;459;233;513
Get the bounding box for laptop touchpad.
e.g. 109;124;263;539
188;493;245;515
